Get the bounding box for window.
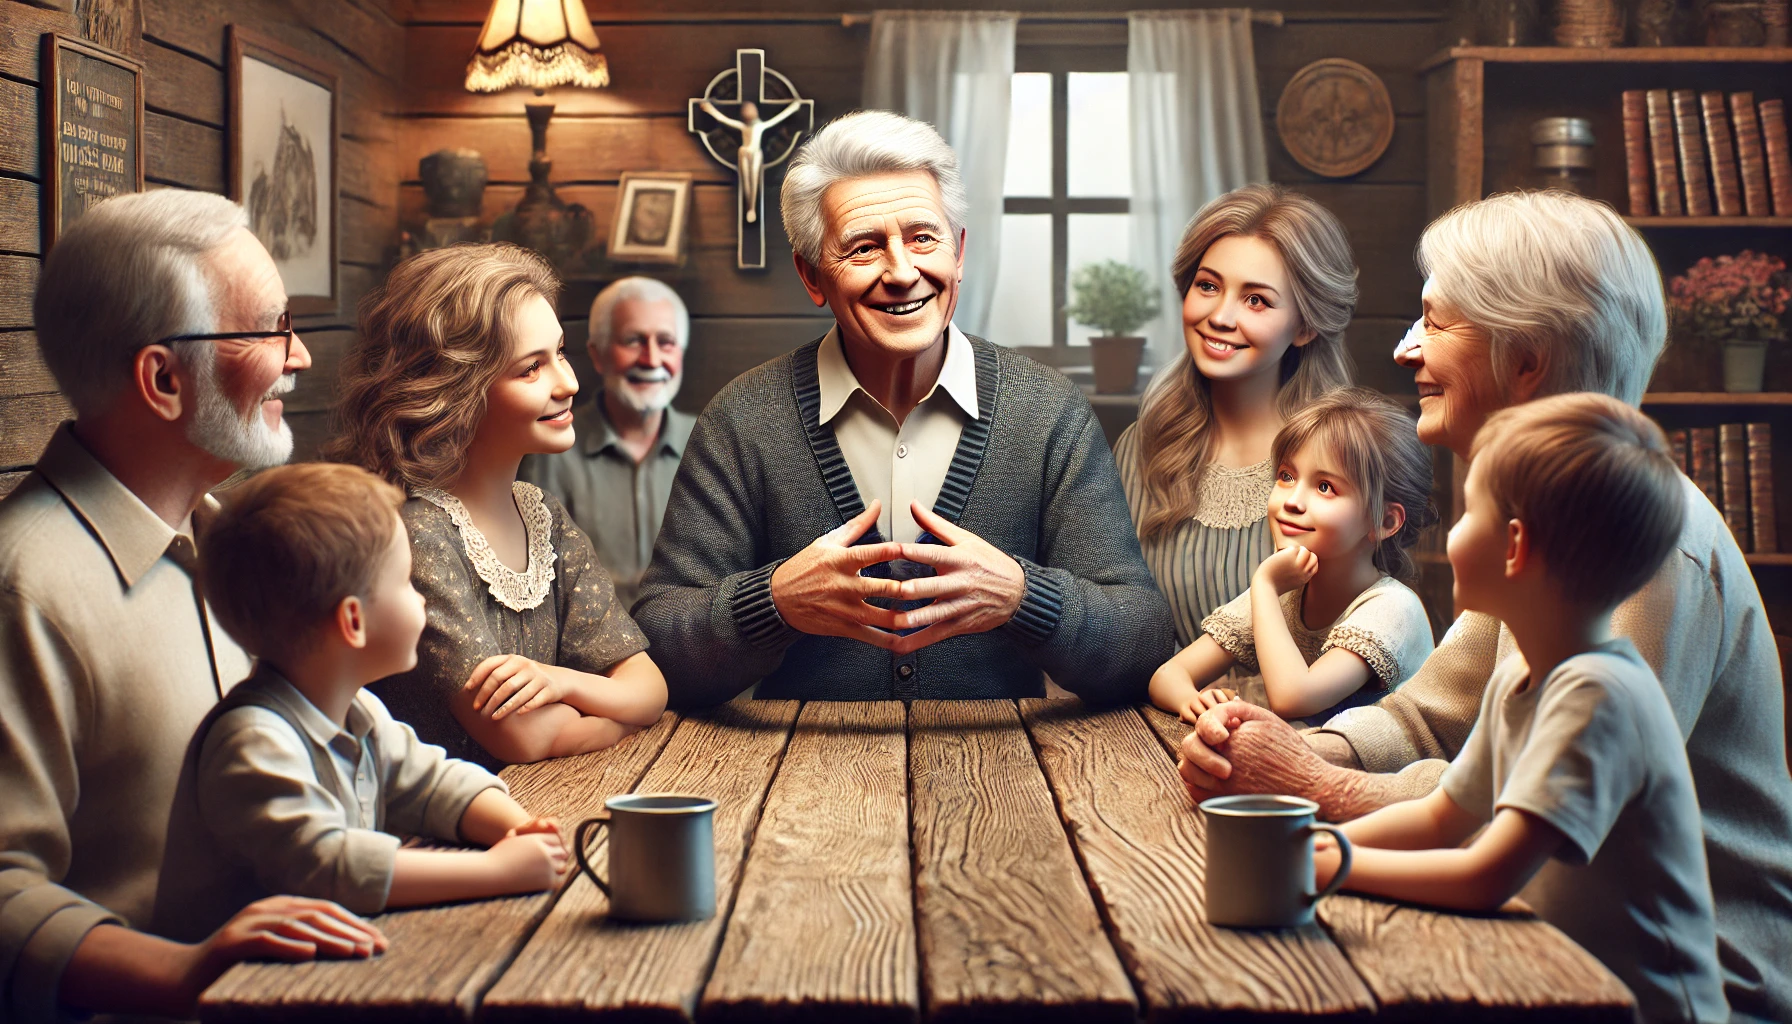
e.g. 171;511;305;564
987;48;1130;351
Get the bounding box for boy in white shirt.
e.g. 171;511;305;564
154;463;568;943
1313;393;1726;1022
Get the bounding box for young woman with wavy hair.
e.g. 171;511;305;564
1113;184;1357;646
326;244;666;767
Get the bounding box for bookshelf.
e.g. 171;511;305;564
1421;47;1791;636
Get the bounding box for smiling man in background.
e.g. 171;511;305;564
635;110;1172;705
522;277;694;608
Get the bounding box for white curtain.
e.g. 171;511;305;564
863;11;1017;338
1129;9;1268;359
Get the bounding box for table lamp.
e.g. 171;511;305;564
465;0;608;263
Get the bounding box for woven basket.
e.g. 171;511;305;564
1554;0;1623;45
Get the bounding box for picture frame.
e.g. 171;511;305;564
608;172;693;265
40;33;144;253
228;26;338;315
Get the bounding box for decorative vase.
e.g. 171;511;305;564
1090;336;1147;394
1723;340;1770;392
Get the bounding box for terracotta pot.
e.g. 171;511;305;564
1090;335;1147;394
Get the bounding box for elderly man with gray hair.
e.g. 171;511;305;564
636;110;1173;704
522;276;694;607
0;190;384;1023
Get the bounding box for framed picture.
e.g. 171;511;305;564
608;172;692;265
40;33;143;252
228;26;337;315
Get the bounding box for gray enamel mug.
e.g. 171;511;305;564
1200;794;1353;928
575;794;717;922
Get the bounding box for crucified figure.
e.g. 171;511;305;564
700;98;804;223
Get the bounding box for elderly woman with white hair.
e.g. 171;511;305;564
1178;190;1792;1022
635;109;1173;704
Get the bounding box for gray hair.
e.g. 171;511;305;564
1417;190;1666;406
780;109;968;266
587;276;690;357
33;189;249;415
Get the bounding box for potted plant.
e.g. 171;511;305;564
1668;251;1790;393
1066;260;1161;394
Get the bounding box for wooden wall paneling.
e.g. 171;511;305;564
908;700;1137;1023
0;393;73;468
201;715;679;1024
1295;183;1428;320
340;134;397;205
676;316;832;413
1018;699;1377;1019
405;0;1448;19
698;700;918;1022
0;330;54;398
142;40;224;126
0;255;39;329
1347;315;1420;396
143;110;224;190
285;328;357;414
1267;116;1426;184
0;0;78;80
0;179;41;254
1426;56;1482;216
1254;19;1436;119
0;77;41;178
339;195;397;265
398;115;727;185
480;699;801;1022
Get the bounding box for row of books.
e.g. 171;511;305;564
1668;424;1779;554
1622;89;1792;217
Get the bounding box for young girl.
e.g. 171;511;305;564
1149;387;1437;727
1114;184;1358;648
326;244;667;768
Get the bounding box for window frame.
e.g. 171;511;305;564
1007;41;1128;349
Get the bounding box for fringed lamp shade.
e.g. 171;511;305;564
465;0;609;93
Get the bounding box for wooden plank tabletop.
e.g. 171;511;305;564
200;698;1633;1022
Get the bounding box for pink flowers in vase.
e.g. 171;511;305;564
1668;251;1790;344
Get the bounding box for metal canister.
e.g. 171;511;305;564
1531;117;1596;193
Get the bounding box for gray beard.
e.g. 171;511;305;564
183;347;294;470
605;370;681;416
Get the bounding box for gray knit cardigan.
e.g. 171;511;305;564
634;334;1175;706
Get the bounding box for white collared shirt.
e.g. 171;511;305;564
816;324;979;542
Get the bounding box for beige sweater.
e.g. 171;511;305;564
1321;475;1792;1023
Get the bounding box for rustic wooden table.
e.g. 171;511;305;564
200;699;1634;1022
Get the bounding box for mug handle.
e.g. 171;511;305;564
1307;822;1353;903
574;813;612;896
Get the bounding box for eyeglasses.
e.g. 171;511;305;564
151;310;296;361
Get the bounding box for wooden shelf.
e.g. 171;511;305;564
1421;46;1792;72
1643;392;1792;405
1627;217;1792;228
1747;553;1792;566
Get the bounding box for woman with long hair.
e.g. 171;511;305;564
326;244;667;767
1114;183;1359;646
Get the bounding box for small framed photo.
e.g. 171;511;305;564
228;26;337;315
608;172;692;265
40;33;144;252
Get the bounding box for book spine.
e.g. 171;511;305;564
1733;92;1771;217
1701;91;1743;217
1669;428;1690;475
1748;422;1777;554
1623;90;1654;216
1720;423;1751;552
1760;98;1792;217
1673;90;1714;216
1691;426;1720;509
1647;90;1685;216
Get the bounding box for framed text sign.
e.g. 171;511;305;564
41;33;144;251
229;26;338;315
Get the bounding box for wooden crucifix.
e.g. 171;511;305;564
688;49;813;269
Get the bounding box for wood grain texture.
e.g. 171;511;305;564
1018;699;1376;1021
0;179;40;254
908;700;1135;1024
0;255;39;329
1136;707;1635;1021
0;77;40;179
143;39;224;126
145;110;224;191
0;393;69;468
0;1;76;83
700;701;917;1024
0;331;54;398
200;717;680;1024
480;699;800;1024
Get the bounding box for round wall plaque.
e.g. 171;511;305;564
1275;58;1395;178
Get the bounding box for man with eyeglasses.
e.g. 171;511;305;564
0;190;385;1024
521;276;694;609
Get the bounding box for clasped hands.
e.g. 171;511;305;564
769;499;1026;655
